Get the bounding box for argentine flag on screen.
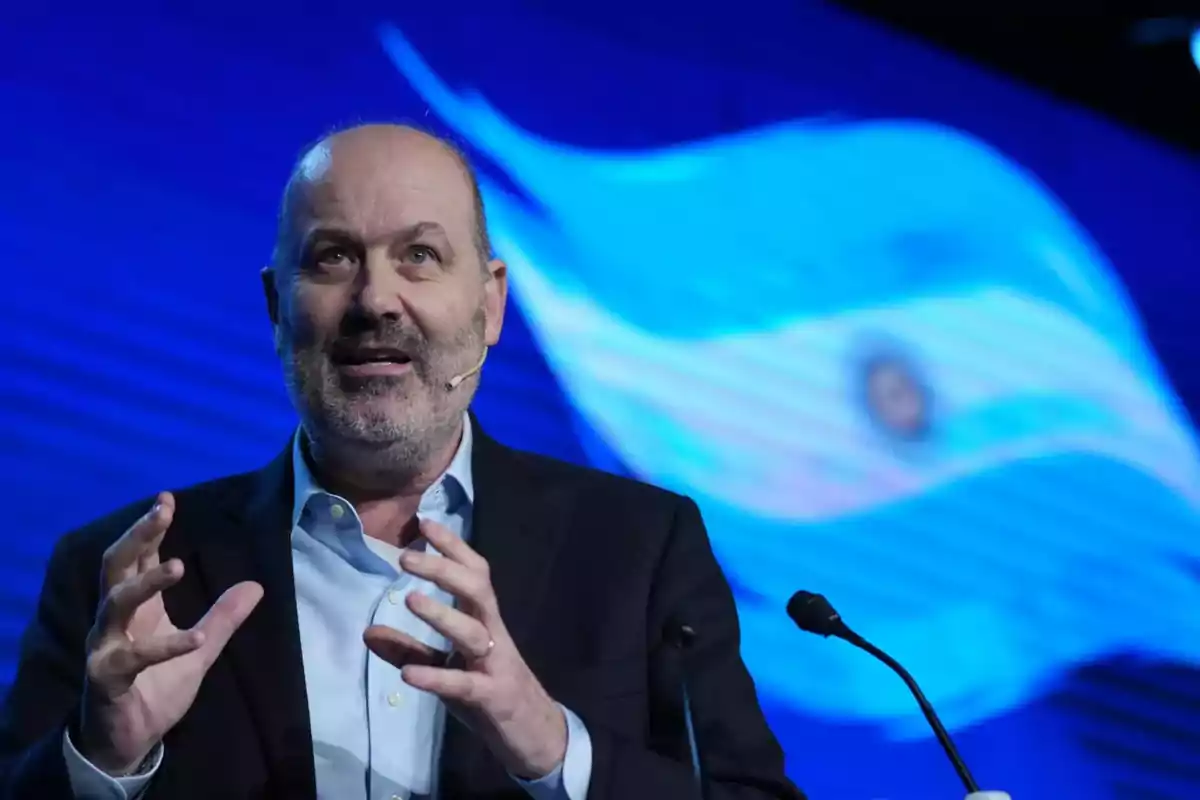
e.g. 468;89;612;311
380;25;1200;739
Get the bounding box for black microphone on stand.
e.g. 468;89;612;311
786;590;982;796
665;621;708;799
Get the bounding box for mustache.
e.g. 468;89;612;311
325;321;429;361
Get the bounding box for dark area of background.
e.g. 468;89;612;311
831;11;1200;153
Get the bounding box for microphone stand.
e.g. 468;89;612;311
846;633;977;793
669;622;709;799
846;634;1013;799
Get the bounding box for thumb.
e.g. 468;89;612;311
194;581;264;667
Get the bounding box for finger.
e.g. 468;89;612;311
405;594;493;660
112;630;204;676
97;559;185;635
399;550;495;616
101;493;175;589
90;630;204;692
363;624;445;668
401;664;486;704
193;581;264;667
418;519;487;571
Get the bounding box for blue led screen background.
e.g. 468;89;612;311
3;4;1200;798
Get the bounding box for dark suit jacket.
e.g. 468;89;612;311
0;423;803;799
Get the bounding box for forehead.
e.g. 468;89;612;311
289;133;475;241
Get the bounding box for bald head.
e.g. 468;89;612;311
274;124;491;269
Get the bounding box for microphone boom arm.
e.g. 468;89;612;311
846;630;979;793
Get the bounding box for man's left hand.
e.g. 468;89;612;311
363;519;567;780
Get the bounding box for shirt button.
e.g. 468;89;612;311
387;692;403;707
387;589;400;605
330;503;345;519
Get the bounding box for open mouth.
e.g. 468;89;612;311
331;346;413;378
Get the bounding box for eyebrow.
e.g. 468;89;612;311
402;221;448;241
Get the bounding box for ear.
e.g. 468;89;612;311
482;258;507;346
261;266;283;353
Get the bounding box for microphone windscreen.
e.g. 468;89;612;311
786;590;845;637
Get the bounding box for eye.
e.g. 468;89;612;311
314;244;354;268
305;243;358;274
406;244;441;265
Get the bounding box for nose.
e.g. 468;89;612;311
354;256;405;322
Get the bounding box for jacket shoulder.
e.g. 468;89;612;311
52;468;264;561
504;446;688;518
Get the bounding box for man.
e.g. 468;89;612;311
0;124;803;799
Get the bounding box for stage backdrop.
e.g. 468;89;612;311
3;3;1200;798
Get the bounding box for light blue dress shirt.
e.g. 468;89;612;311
63;416;592;799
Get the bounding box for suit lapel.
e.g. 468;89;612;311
468;419;574;654
191;443;317;797
439;418;576;788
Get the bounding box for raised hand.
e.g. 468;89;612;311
363;519;567;780
78;492;263;775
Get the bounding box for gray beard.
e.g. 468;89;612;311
280;319;484;484
301;406;462;487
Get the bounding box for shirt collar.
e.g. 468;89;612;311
290;412;475;528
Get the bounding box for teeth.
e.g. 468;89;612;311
346;354;406;364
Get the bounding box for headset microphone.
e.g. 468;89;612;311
446;346;488;390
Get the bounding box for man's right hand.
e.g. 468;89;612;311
77;491;263;776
